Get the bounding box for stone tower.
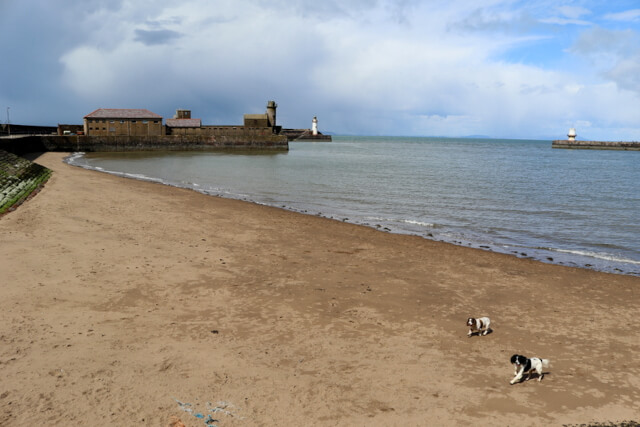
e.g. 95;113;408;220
174;109;191;119
312;116;318;136
266;101;277;128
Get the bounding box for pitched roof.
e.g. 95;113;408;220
166;118;202;128
84;108;163;119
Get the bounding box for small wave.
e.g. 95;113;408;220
553;248;640;265
65;152;85;164
120;172;165;183
65;153;166;184
400;219;435;227
363;216;435;228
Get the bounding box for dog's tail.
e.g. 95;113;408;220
541;358;551;368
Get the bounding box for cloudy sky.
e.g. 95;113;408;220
1;0;639;139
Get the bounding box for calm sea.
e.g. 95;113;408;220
67;136;640;276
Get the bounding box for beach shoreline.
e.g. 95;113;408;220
1;152;639;426
68;141;640;278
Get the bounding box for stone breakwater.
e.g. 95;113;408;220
552;140;640;150
0;134;288;155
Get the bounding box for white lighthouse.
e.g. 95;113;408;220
312;116;318;136
568;127;577;142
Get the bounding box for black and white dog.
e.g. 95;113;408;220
467;317;491;337
510;354;550;384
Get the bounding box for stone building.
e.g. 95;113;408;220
82;101;293;139
166;102;281;137
243;100;278;129
83;108;163;136
165;110;202;135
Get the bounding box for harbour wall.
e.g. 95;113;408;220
552;140;640;150
0;134;288;155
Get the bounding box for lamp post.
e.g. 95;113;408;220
6;107;10;136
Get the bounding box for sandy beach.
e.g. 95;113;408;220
1;152;639;426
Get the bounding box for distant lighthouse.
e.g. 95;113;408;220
568;127;577;142
312;116;318;136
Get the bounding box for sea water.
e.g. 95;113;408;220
67;136;640;276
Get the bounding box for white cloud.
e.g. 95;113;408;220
556;5;591;20
604;9;640;22
539;5;592;26
539;17;591;26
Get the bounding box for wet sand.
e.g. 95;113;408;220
1;152;639;426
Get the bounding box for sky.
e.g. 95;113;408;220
1;0;639;140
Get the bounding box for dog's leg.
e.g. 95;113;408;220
510;367;524;384
468;328;473;337
537;366;544;382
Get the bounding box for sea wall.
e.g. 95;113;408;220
0;149;52;214
0;134;288;155
552;140;640;150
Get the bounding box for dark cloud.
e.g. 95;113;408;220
134;29;183;46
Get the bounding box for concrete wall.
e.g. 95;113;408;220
0;136;49;155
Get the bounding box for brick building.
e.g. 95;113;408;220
83;108;163;136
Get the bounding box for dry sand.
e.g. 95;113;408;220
1;152;639;426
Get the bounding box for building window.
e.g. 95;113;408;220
120;120;125;124
142;120;148;124
110;120;115;124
